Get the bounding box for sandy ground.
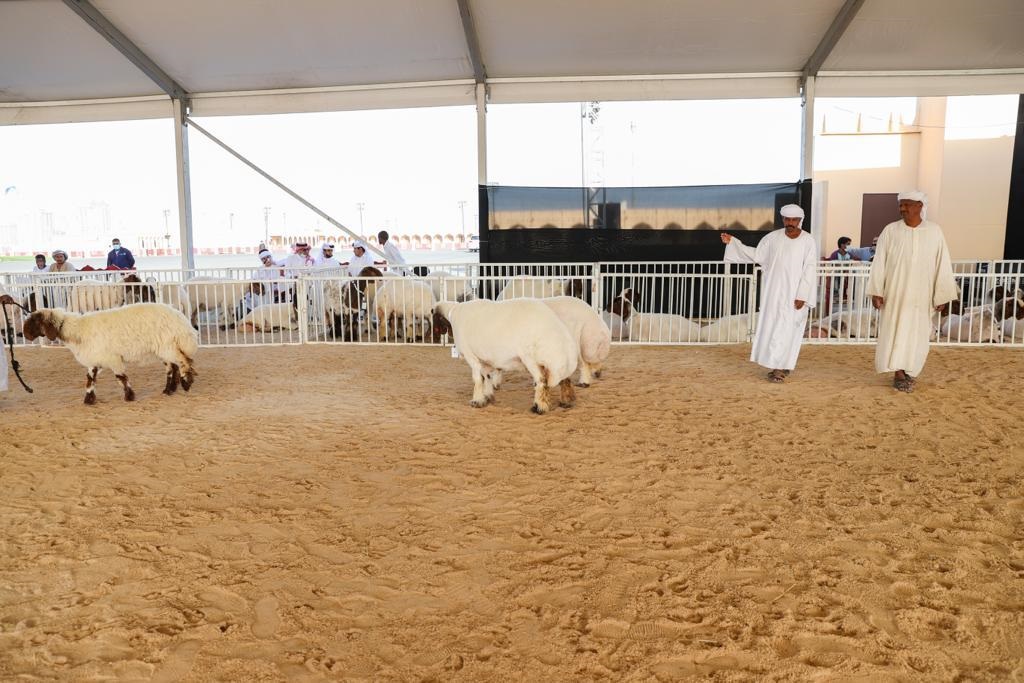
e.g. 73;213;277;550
1;343;1022;682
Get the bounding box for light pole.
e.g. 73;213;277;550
162;209;170;248
356;202;365;236
457;200;467;244
263;206;271;244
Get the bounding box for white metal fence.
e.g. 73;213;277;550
2;260;1023;349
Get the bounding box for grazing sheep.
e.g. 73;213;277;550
322;278;365;341
542;295;611;386
22;304;198;404
497;277;585;301
432;299;578;414
374;279;437;342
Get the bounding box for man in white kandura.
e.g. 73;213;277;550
720;204;818;383
866;191;957;393
0;288;16;395
377;230;407;275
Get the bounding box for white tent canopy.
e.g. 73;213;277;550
2;0;1023;124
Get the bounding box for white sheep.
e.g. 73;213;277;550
698;313;758;343
433;299;579;414
542;295;611;386
814;308;878;340
238;301;299;332
933;310;1003;343
184;278;263;329
145;278;193;324
69;278;125;312
602;288;702;342
424;271;474;303
22;303;198;404
374;278;437;342
496;277;585;301
999;291;1024;341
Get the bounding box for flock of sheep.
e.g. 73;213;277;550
5;268;1021;407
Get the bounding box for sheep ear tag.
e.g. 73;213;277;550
451;346;461;359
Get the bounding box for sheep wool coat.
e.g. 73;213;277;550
866;220;957;376
725;229;818;371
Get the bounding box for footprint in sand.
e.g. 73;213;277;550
151;640;202;683
251;596;280;639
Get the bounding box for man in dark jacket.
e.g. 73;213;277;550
106;238;135;269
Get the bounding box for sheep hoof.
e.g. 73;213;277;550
470;399;487;408
559;400;575;409
531;403;548;415
124;390;136;402
83;393;96;405
575;381;590;388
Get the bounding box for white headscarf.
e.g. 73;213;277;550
347;240;376;277
780;204;804;228
898;190;928;219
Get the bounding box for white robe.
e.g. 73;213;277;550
725;229;818;370
0;285;10;392
314;254;343;269
346;252;377;278
382;241;407;274
866;220;957;376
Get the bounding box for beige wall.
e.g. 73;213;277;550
814;98;1015;260
815;134;919;255
935;137;1014;259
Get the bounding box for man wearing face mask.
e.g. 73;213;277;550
106;238;136;270
720;204;818;383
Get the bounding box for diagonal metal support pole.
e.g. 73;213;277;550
186;118;386;259
61;0;188;100
456;0;487;83
802;0;866;79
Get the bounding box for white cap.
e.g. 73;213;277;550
780;204;805;219
897;190;927;203
353;240;368;250
258;249;272;259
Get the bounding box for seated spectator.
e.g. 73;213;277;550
342;240;379;277
32;253;48;274
826;236;856;262
314;243;343;269
48;250;76;272
283;242;315;277
253;249;284;305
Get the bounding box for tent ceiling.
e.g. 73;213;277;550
1;0;1023;124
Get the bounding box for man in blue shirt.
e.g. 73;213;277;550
106;238;135;269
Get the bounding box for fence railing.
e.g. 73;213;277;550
2;260;1023;349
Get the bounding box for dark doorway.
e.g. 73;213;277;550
861;193;899;247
